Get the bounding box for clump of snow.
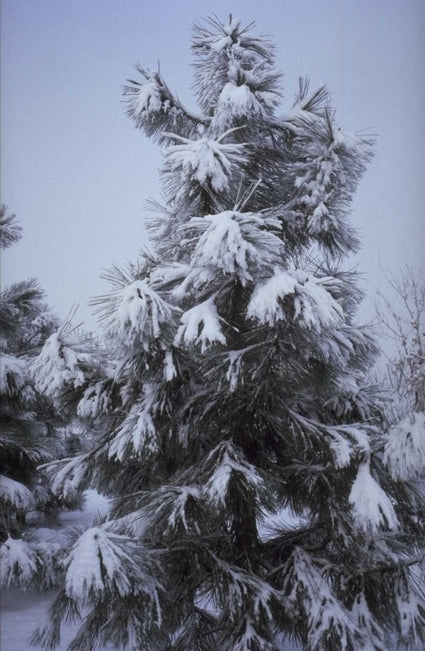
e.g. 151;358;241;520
163;130;247;193
64;527;136;602
247;269;343;331
113;279;177;350
225;349;245;392
327;432;353;469
163;349;176;381
131;77;163;117
204;442;262;506
218;82;265;117
212;80;278;131
185;210;281;287
282;547;362;649
383;412;425;481
396;577;425;644
0;354;27;396
165;486;201;533
175;294;226;351
77;379;112;419
31;331;91;399
350;593;385;650
47;454;90;501
327;424;371;469
109;384;158;461
210;34;233;51
348;461;398;533
0;475;34;510
0;537;38;587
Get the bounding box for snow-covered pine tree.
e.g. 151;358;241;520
0;206;68;589
33;17;425;650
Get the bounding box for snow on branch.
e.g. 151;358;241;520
63;526;162;619
207;552;278;626
0;353;28;397
281;547;364;649
211;80;279;132
350;593;386;651
162;129;249;196
247;269;343;332
43;454;92;501
203;441;262;506
0;537;38;587
101;279;179;351
124;66;208;141
31;329;96;400
175;294;226;352
181;210;282;288
0;537;61;590
192;16;280;118
0;475;34;511
77;378;115;420
348;461;398;533
129;484;204;538
395;568;425;646
108;383;158;461
384;412;425;481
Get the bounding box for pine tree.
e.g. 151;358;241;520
0;206;68;590
33;18;425;650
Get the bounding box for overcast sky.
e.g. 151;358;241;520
2;0;424;332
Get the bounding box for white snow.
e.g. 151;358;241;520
1;490;111;650
0;354;27;396
175;294;226;351
64;527;134;601
211;81;278;131
166;485;201;532
247;270;298;325
163;349;177;381
247;269;343;331
187;210;282;287
217;82;265;117
131;77;163;116
327;432;353;469
383;412;425;481
204;442;262;506
0;537;38;587
0;475;34;510
225;349;246;392
108;384;158;461
31;332;90;399
77;379;111;419
114;279;176;349
46;454;90;501
163;131;247;193
348;461;398;533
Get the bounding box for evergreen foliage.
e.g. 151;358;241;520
31;18;425;650
0;206;67;588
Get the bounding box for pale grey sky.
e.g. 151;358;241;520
2;0;424;331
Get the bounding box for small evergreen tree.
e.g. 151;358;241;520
0;206;67;589
32;18;425;650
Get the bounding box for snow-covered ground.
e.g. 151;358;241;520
1;490;110;651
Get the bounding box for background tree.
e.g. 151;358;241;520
374;269;425;524
376;268;425;414
0;205;69;590
31;18;425;651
